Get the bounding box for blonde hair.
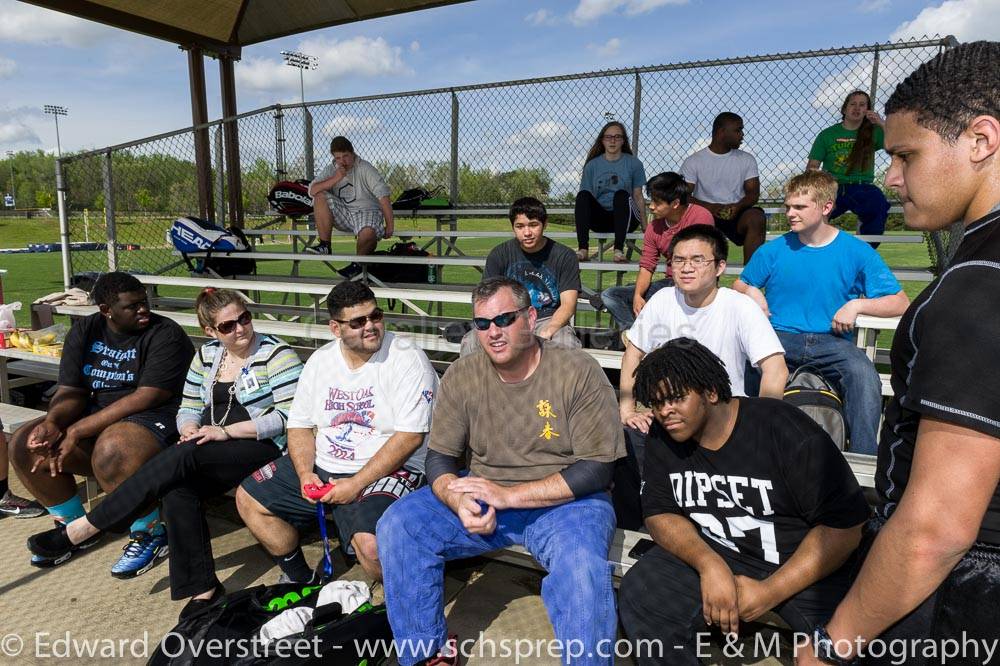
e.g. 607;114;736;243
195;288;247;329
785;170;838;207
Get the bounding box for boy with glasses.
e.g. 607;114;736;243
460;196;581;355
377;277;625;666
735;170;909;455
236;280;437;582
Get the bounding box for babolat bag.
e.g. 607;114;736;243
169;216;256;278
268;180;314;218
146;583;393;666
783;366;847;450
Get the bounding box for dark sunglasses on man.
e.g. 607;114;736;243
334;308;385;330
214;310;252;334
472;306;530;331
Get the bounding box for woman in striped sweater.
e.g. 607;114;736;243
27;288;303;618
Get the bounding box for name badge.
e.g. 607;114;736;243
241;367;260;392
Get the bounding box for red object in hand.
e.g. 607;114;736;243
303;482;335;500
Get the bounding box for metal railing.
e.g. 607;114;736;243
55;36;955;284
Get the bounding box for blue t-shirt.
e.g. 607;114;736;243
579;153;646;210
739;231;900;336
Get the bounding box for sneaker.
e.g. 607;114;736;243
337;262;364;280
587;293;606;312
303;241;331;255
575;249;590;262
613;250;628;263
27;521;102;568
110;530;169;579
425;635;459;666
0;490;46;519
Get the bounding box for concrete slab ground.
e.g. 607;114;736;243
0;476;789;665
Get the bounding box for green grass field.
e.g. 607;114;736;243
1;215;935;335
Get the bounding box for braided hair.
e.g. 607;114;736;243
633;337;732;406
886;41;1000;142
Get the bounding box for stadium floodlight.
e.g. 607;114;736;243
43;104;68;157
280;51;319;105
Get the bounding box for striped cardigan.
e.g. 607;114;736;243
176;334;303;449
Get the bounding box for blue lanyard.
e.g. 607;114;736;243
316;502;334;581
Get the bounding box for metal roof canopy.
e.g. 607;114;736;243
22;0;470;226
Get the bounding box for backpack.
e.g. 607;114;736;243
146;583;393;666
268;180;314;218
391;186;451;212
169;216;256;278
783;366;847;450
366;241;436;284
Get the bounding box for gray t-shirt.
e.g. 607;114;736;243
313;157;390;214
484;238;582;320
428;341;625;485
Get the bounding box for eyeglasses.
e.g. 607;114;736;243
214;310;252;334
667;256;716;269
472;306;529;331
603;134;625;141
334;308;384;329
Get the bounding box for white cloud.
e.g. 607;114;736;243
588;38;621;57
0;57;14;78
570;0;687;25
506;121;571;146
237;35;411;94
322;115;384;136
859;0;891;12
0;107;42;145
890;0;1000;42
0;0;118;47
525;8;559;25
410;40;421;52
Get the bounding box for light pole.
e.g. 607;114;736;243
43;105;68;157
5;151;13;207
280;51;318;105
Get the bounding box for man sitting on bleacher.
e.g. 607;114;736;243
236;280;437;583
460;196;582;355
377;277;625;666
619;339;869;665
9;271;194;575
735;170;908;454
305;135;394;280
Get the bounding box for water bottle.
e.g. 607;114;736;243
427;264;437;284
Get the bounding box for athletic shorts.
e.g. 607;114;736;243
86;404;178;449
712;206;764;246
321;195;386;237
240;454;425;554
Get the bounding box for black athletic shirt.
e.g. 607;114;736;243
877;207;1000;545
642;398;870;569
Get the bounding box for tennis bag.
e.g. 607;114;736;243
146;582;393;666
268;180;314;218
391;186;451;212
366;241;434;284
783;366;847;450
169;216;256;278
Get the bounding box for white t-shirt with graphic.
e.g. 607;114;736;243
287;331;438;474
627;287;783;396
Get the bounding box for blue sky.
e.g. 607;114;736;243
0;0;998;154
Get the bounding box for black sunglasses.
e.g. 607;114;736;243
335;308;384;330
214;310;252;334
472;306;529;331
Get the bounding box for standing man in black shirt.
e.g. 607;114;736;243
618;339;869;664
798;41;1000;666
9;272;193;577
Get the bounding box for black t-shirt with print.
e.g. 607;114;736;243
59;312;194;410
877;208;1000;545
484;238;581;320
642;398;870;569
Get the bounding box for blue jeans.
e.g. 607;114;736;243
377;487;617;665
776;331;883;455
601;278;673;329
831;183;890;246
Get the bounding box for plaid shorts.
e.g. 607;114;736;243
322;195;386;237
240;454;424;554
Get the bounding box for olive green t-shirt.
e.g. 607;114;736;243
808;123;885;184
428;341;625;485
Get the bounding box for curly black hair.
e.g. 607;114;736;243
886;41;1000;142
326;280;376;319
91;271;144;307
633;337;732;406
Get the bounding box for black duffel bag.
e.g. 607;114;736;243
366;241;436;284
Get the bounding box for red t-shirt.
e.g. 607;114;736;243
639;203;714;277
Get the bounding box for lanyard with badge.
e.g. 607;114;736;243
240;366;260;393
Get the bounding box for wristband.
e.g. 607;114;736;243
812;625;858;666
221;425;232;440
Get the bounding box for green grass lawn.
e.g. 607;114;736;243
1;215;935;336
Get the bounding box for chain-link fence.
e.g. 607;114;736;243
57;35;954;281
